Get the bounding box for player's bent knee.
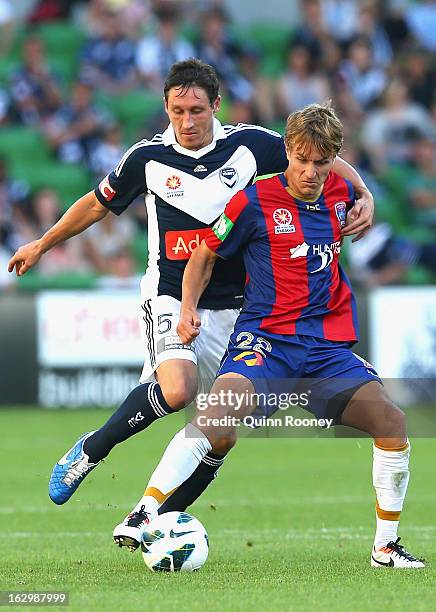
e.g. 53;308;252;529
160;379;197;411
384;403;406;434
209;429;237;455
371;401;407;439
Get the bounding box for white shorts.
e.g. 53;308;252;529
138;293;239;392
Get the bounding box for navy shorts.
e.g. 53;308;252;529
217;330;381;423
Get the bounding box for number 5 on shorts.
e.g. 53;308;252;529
158;313;173;334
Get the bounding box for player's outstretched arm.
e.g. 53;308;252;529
333;156;374;242
177;241;218;345
8;191;109;276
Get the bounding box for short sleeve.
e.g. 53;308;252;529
205;189;257;259
244;126;288;176
94;146;147;215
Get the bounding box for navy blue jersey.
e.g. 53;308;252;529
94;119;287;309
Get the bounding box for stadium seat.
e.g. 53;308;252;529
132;233;149;273
250;23;291;76
0;59;19;86
10;159;92;209
405;266;433;285
180;23;200;45
17;270;98;291
216;96;231;125
37;22;84;83
3;23;83;85
378;165;410;230
6;26;27;63
96;91;163;141
35;22;85;58
267;121;285;135
0;126;51;162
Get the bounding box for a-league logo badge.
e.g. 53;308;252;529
335;201;347;227
166;175;182;190
165;175;184;199
219;167;238;188
273;208;295;234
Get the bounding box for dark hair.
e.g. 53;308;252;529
164;59;220;106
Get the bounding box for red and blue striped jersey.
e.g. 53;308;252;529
205;172;359;342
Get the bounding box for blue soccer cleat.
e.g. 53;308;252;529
49;431;98;505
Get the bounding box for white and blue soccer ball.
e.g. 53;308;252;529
141;511;209;572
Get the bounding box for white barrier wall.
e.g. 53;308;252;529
369;287;436;378
36;290;143;407
36;290;144;367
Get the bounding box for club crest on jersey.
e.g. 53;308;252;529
335;201;347;227
99;175;116;201
219;167;238;188
273;208;295;234
233;350;264;366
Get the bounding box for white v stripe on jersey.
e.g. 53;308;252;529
145;146;257;224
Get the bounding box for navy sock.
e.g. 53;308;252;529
84;382;172;462
158;452;225;513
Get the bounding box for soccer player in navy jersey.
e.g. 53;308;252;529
8;60;374;548
137;102;424;568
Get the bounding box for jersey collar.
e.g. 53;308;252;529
278;173;323;203
162;118;227;158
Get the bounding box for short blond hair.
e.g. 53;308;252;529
284;101;343;159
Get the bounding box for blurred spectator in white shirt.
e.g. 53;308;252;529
322;0;359;47
357;1;393;68
136;3;195;92
338;35;386;110
277;45;330;117
90;123;125;179
361;79;434;170
406;0;436;52
0;0;14;56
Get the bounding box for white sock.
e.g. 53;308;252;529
373;441;410;549
132;496;159;516
133;424;212;515
374;517;399;550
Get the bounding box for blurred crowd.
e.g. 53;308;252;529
0;0;435;291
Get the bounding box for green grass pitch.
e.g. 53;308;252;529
1;408;435;611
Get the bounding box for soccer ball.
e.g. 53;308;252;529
141;511;209;572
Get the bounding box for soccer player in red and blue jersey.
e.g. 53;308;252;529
137;103;424;568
